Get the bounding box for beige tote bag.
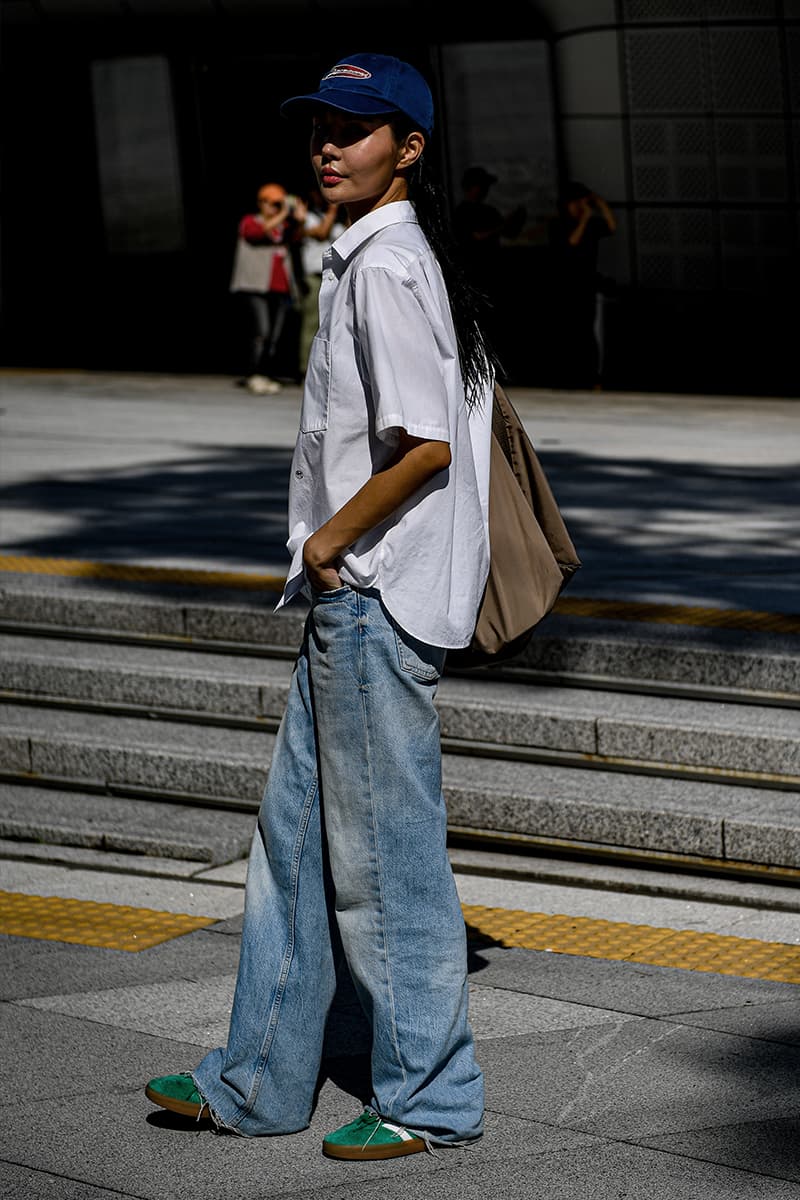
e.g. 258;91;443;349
448;382;581;670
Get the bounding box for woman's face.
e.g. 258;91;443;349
310;107;419;221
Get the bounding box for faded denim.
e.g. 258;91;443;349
192;586;484;1143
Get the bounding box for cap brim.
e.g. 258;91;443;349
280;91;398;121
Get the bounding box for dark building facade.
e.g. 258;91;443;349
1;0;798;395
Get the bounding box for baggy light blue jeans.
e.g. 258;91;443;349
192;585;484;1143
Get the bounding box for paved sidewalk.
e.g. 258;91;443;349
2;369;800;1197
1;368;799;614
4;853;800;1199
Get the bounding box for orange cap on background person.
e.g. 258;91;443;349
257;183;287;204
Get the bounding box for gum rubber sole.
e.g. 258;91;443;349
145;1082;209;1119
322;1136;427;1161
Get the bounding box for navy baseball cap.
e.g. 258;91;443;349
280;53;434;138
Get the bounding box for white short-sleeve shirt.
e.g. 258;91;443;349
275;200;492;649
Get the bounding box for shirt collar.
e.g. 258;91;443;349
330;200;418;268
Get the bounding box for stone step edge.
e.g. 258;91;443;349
5;569;800;638
3;612;800;704
3;649;798;711
4;734;800;849
2;693;799;790
453;668;800;709
2;707;800;792
3;774;800;885
6;605;800;667
4;619;800;710
6;826;800;903
446;827;800;890
0;815;243;865
5;589;800;673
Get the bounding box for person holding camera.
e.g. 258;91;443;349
549;180;617;389
230;182;304;394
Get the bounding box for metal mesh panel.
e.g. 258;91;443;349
706;0;776;16
675;121;709;155
625;31;708;111
716;120;748;155
622;0;699;20
709;29;783;112
633;122;668;155
632;119;711;201
634;164;672;198
715;119;788;200
638;254;677;287
788;30;800;111
754;121;786;156
617;12;793;296
681;254;717;289
720;209;791;290
722;211;757;246
636;210;674;245
636;208;716;289
677;164;713;196
678;209;713;245
718;166;752;198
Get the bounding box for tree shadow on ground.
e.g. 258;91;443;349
2;443;799;618
0;445;295;573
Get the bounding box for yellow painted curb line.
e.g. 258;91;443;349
0;554;285;593
2;554;800;633
554;595;800;635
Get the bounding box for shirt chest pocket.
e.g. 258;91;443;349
300;336;331;433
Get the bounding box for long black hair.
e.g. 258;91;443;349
390;115;503;411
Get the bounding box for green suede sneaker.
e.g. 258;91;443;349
145;1073;209;1119
322;1108;427;1160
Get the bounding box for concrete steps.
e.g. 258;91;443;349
2;700;800;869
1;695;800;872
3;579;800;704
2;576;800;873
0;783;256;864
2;633;799;783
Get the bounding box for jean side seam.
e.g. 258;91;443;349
357;591;408;1107
242;769;320;1118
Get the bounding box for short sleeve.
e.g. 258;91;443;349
352;265;452;444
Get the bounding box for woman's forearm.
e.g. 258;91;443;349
303;436;451;584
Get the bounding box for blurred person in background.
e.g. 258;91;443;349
230;182;304;394
452;165;526;369
297;186;347;377
548;180;617;390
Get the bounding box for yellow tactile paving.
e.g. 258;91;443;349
0;890;215;952
462;904;800;985
2;888;799;982
2;554;800;634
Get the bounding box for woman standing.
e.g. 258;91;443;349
146;52;499;1161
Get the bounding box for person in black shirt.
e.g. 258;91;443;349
549;180;617;389
452;166;526;368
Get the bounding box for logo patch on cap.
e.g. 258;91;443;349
323;64;372;81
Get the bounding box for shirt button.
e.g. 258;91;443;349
295;470;304;479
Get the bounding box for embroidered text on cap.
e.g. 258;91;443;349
324;65;372;80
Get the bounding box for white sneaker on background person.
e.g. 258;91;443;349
246;374;281;395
